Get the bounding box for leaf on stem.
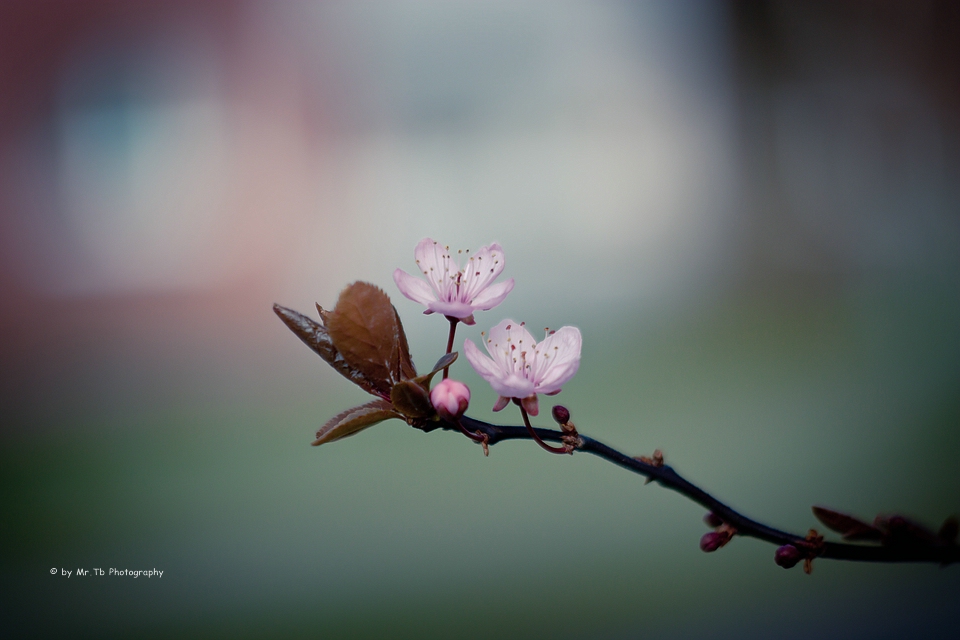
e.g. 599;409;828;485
274;303;338;363
875;515;945;548
312;399;401;446
410;351;459;389
812;506;883;541
430;351;459;376
274;303;390;399
278;283;456;441
390;353;460;420
327;282;417;397
390;380;435;419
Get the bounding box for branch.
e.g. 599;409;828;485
272;299;957;568
426;415;960;566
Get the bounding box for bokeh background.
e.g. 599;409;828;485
2;1;959;637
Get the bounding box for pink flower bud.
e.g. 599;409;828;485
430;378;470;421
774;544;802;568
552;405;571;425
700;531;726;552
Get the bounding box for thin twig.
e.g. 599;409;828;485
433;415;960;565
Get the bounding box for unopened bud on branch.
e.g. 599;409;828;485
430;378;471;421
552;405;571;425
700;531;726;552
774;544;802;569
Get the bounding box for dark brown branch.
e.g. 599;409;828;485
429;415;960;566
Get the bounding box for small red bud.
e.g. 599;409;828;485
551;405;571;425
774;544;802;569
700;531;725;552
703;512;723;528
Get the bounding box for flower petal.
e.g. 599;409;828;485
426;299;477;320
485;373;534;399
393;269;437;306
468;278;514;311
458;242;506;301
534;360;580;395
467;335;536;399
464;338;503;384
532;326;582;394
484;319;537;376
414;238;456;299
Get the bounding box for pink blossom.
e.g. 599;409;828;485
464;319;581;416
393;238;514;325
430;378;471;421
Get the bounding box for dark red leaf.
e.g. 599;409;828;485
312;399;401;446
326;282;417;397
273;304;387;398
390;379;435;420
393;307;417;381
409;351;459;390
875;515;943;548
812;506;883;541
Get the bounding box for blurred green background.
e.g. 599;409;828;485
2;1;959;638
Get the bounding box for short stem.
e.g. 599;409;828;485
454;418;485;443
443;317;458;379
519;404;568;454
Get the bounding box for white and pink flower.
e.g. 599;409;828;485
464;319;581;416
393;238;514;325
